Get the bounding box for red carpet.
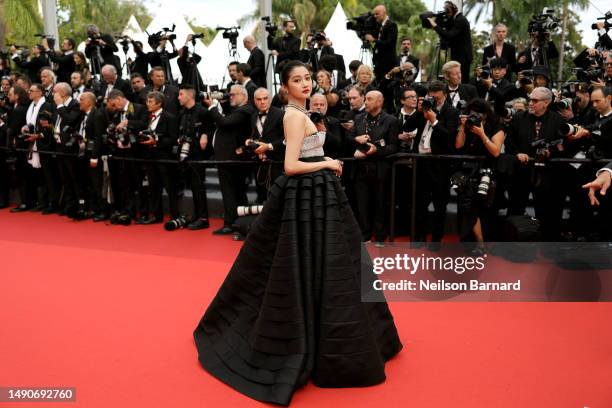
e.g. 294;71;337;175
1;209;611;407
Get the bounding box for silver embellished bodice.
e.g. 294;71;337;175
300;131;326;158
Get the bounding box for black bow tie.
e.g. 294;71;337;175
258;112;267;119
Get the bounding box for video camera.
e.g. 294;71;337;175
346;12;378;42
216;26;240;49
147;24;177;49
34;33;55;49
528;8;559;40
261;16;278;37
591;11;612;30
419;10;451;30
420;95;436;111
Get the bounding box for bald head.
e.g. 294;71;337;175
79;91;97;110
373;5;388;22
101;65;117;85
364;90;384;115
243;35;256;50
253;87;270;112
310;93;328;114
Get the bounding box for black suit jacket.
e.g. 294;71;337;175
269;34;301;65
310;45;335;73
373;20;398;77
434;13;473;67
515;42;559;72
82;107;107;159
98;78;135;103
142;110;178;159
481;43;517;79
243;80;258;104
250;106;285;161
247;47;267;88
13;55;49;83
414;102;459;155
505;110;566;157
210;103;256;160
139;84;180;116
5;104;29;147
350;111;399;158
446;83;478;107
56;99;82;147
396;53;421;77
85;34;120;72
47;50;77;83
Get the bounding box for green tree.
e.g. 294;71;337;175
1;0;44;48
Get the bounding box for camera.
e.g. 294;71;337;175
198;85;227;101
63;126;82;149
419;10;450;29
519;70;534;85
531;137;563;164
465;113;483;128
478;67;491;80
477;168;493;196
346;12;378;42
237;205;264;217
103;123;135;147
35;33;55;49
308;111;325;124
147;24;177;48
591;11;612;30
216;26;240;48
574;67;603;83
138;129;159;144
450;171;469;191
528;8;560;36
19;123;37;140
421;95;436;111
261;16;278;37
164;215;189;231
553;98;572;111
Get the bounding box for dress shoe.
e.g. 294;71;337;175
374;242;385;248
92;213;109;222
213;226;234;235
10;204;29;213
41;206;58;215
30;203;46;212
188;218;210;230
136;216;162;225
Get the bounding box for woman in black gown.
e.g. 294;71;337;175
193;61;402;406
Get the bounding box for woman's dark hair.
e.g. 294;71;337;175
467;98;497;122
281;60;308;85
11;85;29;105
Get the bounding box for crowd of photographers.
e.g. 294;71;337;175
1;2;611;245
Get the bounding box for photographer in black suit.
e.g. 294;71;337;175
105;90;148;224
139;67;179;116
136;91;180;226
307;31;335;74
349;90;399;244
427;0;473;83
442;60;478;109
203;84;255;234
42;37;76;83
53;82;83;217
397;37;421;79
177;85;215;230
3;86;30;210
10;45;49;84
235;63;258;102
413;80;459;247
243;35;266;88
98;65;134;104
246;88;285;203
268;20;301;67
85;24;120;75
504;87;567;240
310;93;345;158
365;5;398;81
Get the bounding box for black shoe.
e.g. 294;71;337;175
10;204;29;213
213;226;234;235
30;203;46;212
137;216;162;225
109;212;123;224
92;213;109;222
73;210;90;221
188;218;210;230
41;206;57;215
0;202;8;209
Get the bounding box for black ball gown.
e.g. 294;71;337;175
194;131;402;406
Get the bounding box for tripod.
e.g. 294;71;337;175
265;53;280;94
427;42;449;82
220;40;240;89
358;41;373;67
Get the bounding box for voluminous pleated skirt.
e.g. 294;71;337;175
193;168;403;406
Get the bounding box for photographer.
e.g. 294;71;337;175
413;80;459;247
397;38;421;79
40;68;56;103
365;5;398;82
243;35;266;88
136;91;180;226
246;88;285;203
10;45;48;84
481;24;516;79
310;93;345;158
307;31;335;74
203;84;255;235
267;20;301;67
140;67;179;116
129;41;150;79
42;37;76;83
2;86;29;210
84;24;120;75
474;57;515;113
53;82;85;218
235;63;258;102
349;90;399;244
454;99;505;251
98;65;134;104
177;35;205;92
176;85;215;229
70;71;87;101
504;87;567;240
427;0;473;84
314;70;341;117
441;60;478;109
516;33;559;75
105;89;148;224
146;32;178;84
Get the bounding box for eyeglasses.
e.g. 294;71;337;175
528;98;544;103
28;89;41;93
606;62;612;66
401;95;417;100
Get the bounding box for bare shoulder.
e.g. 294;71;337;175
283;109;306;123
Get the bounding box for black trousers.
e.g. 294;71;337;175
56;154;88;211
40;154;60;208
353;161;390;242
109;152;139;217
184;162;209;220
0;151;10;206
142;160;179;219
88;159;109;215
414;160;450;242
16;152;39;208
217;164;248;226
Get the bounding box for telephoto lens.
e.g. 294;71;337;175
164;215;189;231
237;205;264;217
477;168;493;196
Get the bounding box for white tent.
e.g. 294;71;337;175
115;15;152;78
200;21;257;88
144;8;208;82
323;2;364;74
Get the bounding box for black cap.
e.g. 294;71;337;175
489;57;508;69
532;65;550;80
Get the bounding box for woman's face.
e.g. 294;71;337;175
284;66;312;101
358;69;371;85
73;54;83;65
